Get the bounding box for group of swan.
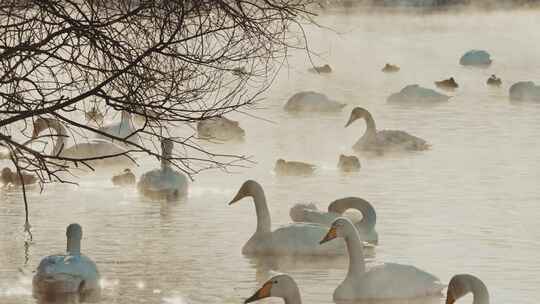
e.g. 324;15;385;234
245;272;488;304
33;224;100;302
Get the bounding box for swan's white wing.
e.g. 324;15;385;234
270;223;345;256
352;262;444;299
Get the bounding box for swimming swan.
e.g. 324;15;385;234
33;223;100;302
32;117;133;167
137;139;188;200
345;107;430;153
244;274;303;304
290;197;378;245
228;180;346;256
197;116;245;141
320;218;444;301
96;111;140;146
274;159;316;176
446;274;489;304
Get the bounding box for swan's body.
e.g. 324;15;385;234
435;77;459;90
197;116;245;141
509;81;540;102
338;154;361;172
446;274;489;304
460;50;492;67
320;218;444;301
290;197;378;244
32;118;133;168
382;63;400;73
111;169;136;186
137;139;188;200
1;167;37;186
345;107;429;153
96;111;140;145
308;64;332;74
244;274;302;304
387;84;451;104
33;224;100;302
284;91;345;113
275;159;316;176
229;180;346;256
486;75;502;87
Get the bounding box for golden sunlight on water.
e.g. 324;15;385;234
1;8;540;304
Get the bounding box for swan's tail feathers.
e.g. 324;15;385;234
289;203;317;222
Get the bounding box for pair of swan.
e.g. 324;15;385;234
274;159;316;176
1;167;37;186
137;139;188;200
245;272;488;304
289;197;378;245
33;224;100;302
337;154;361;172
111;168;136;186
345;107;430;153
32;117;133;168
196;116;245;141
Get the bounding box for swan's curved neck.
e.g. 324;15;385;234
343;224;366;277
284;285;302;304
42;119;68;155
328;198;376;232
362;112;377;139
250;184;271;234
161;146;172;170
467;275;490;304
66;236;81;255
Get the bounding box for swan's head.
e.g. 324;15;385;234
244;274;298;303
228;180;261;205
320;217;354;244
32;117;51;138
66;223;82;241
345;107;369;127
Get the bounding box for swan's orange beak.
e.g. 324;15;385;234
320;226;337;244
244;281;272;303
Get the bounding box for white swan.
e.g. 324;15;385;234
346;107;430;153
459;50;492;67
446;274;489;304
137;139;188;200
387;84;451;104
96;111;140;145
320;218;444;301
33;223;100;302
244;274;303;304
32;117;134;167
290;197;378;245
228;180;346;256
196;116;245;141
284;91;346;113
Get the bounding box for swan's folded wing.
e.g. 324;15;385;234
358;262;444;299
271;223;345;256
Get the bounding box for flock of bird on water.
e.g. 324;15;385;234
5;46;540;304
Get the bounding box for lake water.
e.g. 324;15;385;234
1;7;540;304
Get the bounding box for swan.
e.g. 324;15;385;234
387;84;451;104
111;168;136;186
345;107;430;153
460;50;492;67
486;75;502;87
96;111;140;146
197;116;245;141
308;64;332;74
338;154;361;172
244;274;303;304
509;81;540;102
228;180;347;256
33;223;100;302
289;197;378;244
320;217;444;301
274;159;316;176
137;139;188;200
382;63;400;73
435;77;459;90
284;91;346;113
446;274;489;304
1;167;37;186
32;117;134;168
